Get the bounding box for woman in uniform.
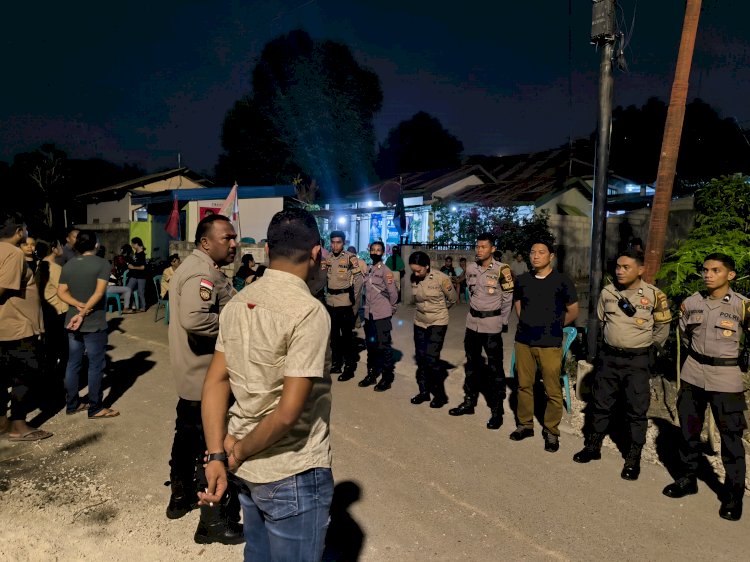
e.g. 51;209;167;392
409;251;458;408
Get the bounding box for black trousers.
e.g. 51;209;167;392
327;306;357;368
365;316;394;379
463;328;505;409
169;398;204;486
591;351;650;445
677;381;747;491
0;337;40;421
414;324;448;397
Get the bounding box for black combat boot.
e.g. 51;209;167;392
486;406;503;430
166;480;197;520
719;485;744;522
662;474;698;498
621;443;643;480
338;361;357;381
411;381;430;404
374;372;393;392
573;432;604;463
194;500;244;545
358;368;378;387
330;362;343;374
448;396;476;416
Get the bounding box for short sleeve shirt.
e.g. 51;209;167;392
60;255;112;332
514;270;577;347
0;241;43;340
217;268;333;484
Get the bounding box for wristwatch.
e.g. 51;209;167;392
206;452;228;464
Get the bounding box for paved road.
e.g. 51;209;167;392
1;303;747;561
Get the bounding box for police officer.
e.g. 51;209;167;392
449;233;514;429
323;231;363;381
357;241;399;391
573;249;671;479
167;214;243;544
662;253;749;522
409;251;457;407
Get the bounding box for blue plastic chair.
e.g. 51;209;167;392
106;291;123;316
509;326;578;414
122;270;141;310
153;275;169;324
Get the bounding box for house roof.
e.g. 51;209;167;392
337;165;495;205
452;141;630;206
130;185;296;205
78;167;211;202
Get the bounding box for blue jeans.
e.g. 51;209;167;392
65;329;108;416
237;468;333;562
126;276;146;310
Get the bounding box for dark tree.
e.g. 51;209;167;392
609;97;750;191
375;111;464;179
215;30;383;197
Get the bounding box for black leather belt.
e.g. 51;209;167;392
327;287;350;295
603;344;649;357
689;349;739;367
469;307;502;318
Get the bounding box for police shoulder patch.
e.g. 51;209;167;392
199;278;214;301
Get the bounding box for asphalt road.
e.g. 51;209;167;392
1;302;747;561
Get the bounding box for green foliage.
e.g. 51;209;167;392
431;202;554;256
216;29;383;197
656;175;750;304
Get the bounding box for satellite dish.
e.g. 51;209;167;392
379;181;401;206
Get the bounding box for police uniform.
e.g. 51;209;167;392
358;261;399;390
167;248;241;542
450;259;514;422
323;250;363;379
576;280;672;478
411;270;458;406
668;289;749;514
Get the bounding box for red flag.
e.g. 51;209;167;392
165;192;180;239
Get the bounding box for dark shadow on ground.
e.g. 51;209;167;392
108;317;125;335
59;432;103;453
102;350;156;408
323;480;365;562
651;417;724;498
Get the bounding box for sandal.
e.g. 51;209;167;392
89;408;120;419
66;402;90;415
8;429;54;442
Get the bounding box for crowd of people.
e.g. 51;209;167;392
3;207;748;561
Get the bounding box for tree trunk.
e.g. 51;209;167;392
643;0;702;282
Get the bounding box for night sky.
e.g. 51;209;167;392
2;0;748;176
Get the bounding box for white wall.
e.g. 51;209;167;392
186;197;284;244
86;197;131;224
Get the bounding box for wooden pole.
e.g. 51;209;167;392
643;0;702;282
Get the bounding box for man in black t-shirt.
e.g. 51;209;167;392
510;241;578;452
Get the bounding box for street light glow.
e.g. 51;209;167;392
337;216;346;225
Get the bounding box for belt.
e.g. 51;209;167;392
603;344;649;357
327;287;351;295
688;349;738;367
469;307;502;319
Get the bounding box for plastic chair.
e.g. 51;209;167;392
153;275;169;324
106;291;123;316
122;270;141;310
508;326;578;414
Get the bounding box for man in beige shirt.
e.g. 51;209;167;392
200;208;333;561
0;212;51;441
160;253;181;299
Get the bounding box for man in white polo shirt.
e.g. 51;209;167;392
200;208;333;561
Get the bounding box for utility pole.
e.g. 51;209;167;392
587;0;616;362
643;0;702;282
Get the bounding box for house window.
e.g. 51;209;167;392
112;217;120;223
133;208;148;222
93;218;100;224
